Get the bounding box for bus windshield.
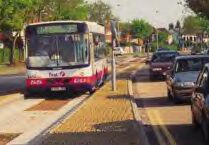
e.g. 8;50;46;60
26;33;89;68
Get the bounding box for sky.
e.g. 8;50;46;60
87;0;193;28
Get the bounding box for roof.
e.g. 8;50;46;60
27;20;98;26
176;55;209;60
155;50;178;54
26;20;105;34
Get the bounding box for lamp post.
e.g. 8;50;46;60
110;20;117;91
116;3;121;47
156;29;159;50
155;10;159;50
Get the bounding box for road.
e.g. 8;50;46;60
0;75;25;95
133;65;205;145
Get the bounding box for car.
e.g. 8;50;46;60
149;50;179;80
156;48;169;52
191;63;209;143
166;55;209;103
114;47;125;56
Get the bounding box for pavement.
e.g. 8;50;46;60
133;65;205;145
0;93;89;145
39;81;142;145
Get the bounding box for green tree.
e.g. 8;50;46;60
51;0;88;20
0;0;34;64
88;0;115;24
131;19;153;40
185;0;209;18
175;20;181;31
183;16;209;34
120;22;131;35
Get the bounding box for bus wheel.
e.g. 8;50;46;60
89;87;96;95
24;91;32;99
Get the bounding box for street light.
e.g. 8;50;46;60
155;10;159;50
116;3;121;47
110;20;118;91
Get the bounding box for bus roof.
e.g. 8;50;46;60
26;20;105;34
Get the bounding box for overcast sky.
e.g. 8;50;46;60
87;0;193;28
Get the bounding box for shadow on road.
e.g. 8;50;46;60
39;120;141;145
144;124;205;145
132;65;166;83
135;96;189;108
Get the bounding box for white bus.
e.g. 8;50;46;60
24;21;109;97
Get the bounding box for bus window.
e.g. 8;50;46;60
94;34;106;60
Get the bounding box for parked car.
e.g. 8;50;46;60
114;47;125;56
191;63;209;143
156;48;169;52
149;51;179;80
166;55;209;103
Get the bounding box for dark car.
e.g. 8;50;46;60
149;51;179;80
156;48;169;52
166;55;209;103
191;63;209;143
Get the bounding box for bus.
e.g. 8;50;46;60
24;21;109;97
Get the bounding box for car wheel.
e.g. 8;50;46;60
167;88;172;100
173;95;180;104
150;74;155;81
201;117;209;143
24;90;32;99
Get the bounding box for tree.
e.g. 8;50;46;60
183;16;209;34
88;0;115;24
51;0;88;21
0;0;34;64
0;0;90;64
185;0;209;18
120;22;131;35
131;19;154;40
169;23;174;30
175;20;181;30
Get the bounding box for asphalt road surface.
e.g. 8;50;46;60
133;65;206;145
0;75;25;95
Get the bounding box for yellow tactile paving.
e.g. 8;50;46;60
40;80;140;145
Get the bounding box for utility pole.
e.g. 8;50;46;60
110;20;117;91
117;21;120;47
156;29;159;50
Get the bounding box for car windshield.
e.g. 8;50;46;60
27;34;89;68
151;52;178;63
175;58;209;73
